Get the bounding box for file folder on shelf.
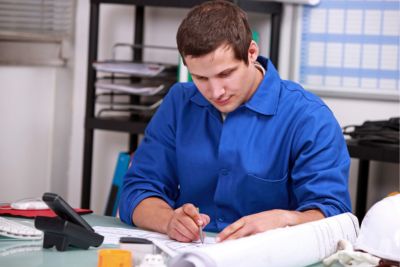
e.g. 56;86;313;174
105;152;132;216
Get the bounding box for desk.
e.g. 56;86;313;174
0;215;127;267
0;215;335;267
347;139;400;222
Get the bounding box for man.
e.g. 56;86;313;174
119;0;351;243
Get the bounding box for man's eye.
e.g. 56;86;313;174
219;71;232;78
196;76;207;81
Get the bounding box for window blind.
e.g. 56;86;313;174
0;0;75;66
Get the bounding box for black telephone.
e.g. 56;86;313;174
34;192;104;251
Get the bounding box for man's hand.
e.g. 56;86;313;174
216;209;324;242
132;198;209;242
166;203;210;242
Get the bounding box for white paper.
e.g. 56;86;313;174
170;213;359;267
95;81;165;96
93;62;165;76
93;226;216;257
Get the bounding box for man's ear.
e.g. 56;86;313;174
248;40;259;63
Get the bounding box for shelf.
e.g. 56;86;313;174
93;61;166;77
92;0;282;15
85;117;148;134
347;139;399;163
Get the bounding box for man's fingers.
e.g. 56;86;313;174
167;204;211;242
223;226;251;241
182;204;203;225
169;215;199;242
200;214;210;226
176;214;200;238
169;227;192;243
216;218;246;242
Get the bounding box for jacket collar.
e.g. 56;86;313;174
244;57;281;116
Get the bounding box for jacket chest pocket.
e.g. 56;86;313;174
235;173;290;214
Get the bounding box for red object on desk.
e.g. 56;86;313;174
0;205;92;218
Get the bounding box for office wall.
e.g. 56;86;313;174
0;66;72;203
0;67;54;202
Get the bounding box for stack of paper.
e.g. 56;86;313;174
95;81;165;96
93;61;165;77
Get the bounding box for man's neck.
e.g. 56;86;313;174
254;61;266;76
244;60;265;102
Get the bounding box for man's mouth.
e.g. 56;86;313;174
214;96;231;106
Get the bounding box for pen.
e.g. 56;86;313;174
197;208;204;244
199;225;205;244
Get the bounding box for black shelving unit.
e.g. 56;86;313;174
346;139;399;221
81;0;283;208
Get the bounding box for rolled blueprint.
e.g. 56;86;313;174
170;213;359;267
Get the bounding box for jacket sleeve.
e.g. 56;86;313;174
291;105;352;217
118;84;181;225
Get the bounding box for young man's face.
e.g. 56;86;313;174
184;42;261;114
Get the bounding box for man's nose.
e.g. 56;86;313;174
208;80;225;99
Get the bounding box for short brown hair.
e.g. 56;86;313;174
176;0;252;65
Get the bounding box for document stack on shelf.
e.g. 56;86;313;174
95;99;163;118
91;44;179;120
95;80;165;96
93;61;166;77
92;61;175;118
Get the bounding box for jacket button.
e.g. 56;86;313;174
220;169;228;176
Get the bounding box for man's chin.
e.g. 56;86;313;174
213;104;236;114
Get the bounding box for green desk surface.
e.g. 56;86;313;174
0;215;334;267
0;215;124;267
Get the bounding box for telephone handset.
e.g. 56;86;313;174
42;192;93;231
34;192;104;251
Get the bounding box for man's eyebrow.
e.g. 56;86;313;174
190;66;238;78
218;66;237;75
190;73;206;79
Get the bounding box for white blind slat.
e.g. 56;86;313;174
0;0;74;37
0;0;75;66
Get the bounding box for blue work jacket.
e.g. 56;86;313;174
119;57;351;232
